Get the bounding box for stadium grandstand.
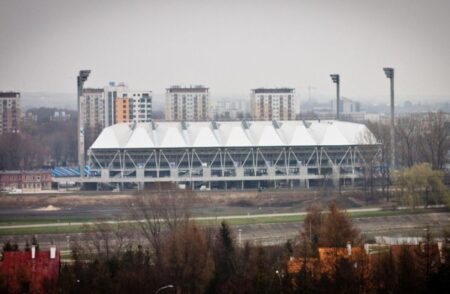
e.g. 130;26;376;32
53;120;381;190
52;166;97;177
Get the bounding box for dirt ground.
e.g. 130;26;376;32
0;188;391;222
0;188;385;209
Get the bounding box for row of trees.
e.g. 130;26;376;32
0;108;77;170
294;204;449;293
395;163;450;208
2;195;449;293
367;111;449;170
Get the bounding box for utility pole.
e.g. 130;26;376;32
330;74;340;120
383;68;395;169
77;70;90;178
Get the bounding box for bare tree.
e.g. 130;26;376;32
396;115;420;167
73;220;135;260
365;122;391;200
416;112;450;169
127;187;195;265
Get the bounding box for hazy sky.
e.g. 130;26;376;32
1;0;449;101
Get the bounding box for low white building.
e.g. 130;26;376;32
214;99;247;120
331;97;361;114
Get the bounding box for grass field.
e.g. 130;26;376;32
0;208;443;236
0;216;98;226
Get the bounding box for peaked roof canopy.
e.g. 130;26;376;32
90;120;378;150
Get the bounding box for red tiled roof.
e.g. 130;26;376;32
0;250;60;293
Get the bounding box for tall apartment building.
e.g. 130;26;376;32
81;88;105;129
104;82;152;127
250;88;296;120
165;86;209;121
0;92;20;134
80;88;105;150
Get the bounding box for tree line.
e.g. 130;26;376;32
1;194;449;293
0;108;78;170
366;111;449;170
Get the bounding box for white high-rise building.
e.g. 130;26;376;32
165;85;209;121
104;82;152;127
251;88;296;120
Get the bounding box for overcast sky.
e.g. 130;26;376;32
1;0;449;101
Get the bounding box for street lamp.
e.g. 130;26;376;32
330;74;340;120
275;270;283;288
383;67;395;169
77;70;90;178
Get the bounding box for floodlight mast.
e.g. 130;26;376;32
383;67;395;170
77;70;91;178
330;74;340;120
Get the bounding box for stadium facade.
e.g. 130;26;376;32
65;120;382;190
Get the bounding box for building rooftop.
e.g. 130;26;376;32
167;85;209;93
0;170;51;175
83;88;104;94
0;250;60;293
90;120;378;149
0;92;20;98
252;88;295;94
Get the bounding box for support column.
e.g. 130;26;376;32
101;168;109;181
300;165;308;176
137;182;144;191
203;167;211;178
332;165;340;187
136;168;144;180
170;168;178;179
136;168;145;191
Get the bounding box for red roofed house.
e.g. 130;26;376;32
0;245;60;293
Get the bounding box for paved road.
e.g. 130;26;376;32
236;211;450;245
1;205;445;230
0;207;384;230
1;211;449;252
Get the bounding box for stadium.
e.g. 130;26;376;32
56;119;382;190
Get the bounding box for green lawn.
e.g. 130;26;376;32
0;225;87;236
0;216;98;225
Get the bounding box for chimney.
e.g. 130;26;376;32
31;245;36;259
346;241;352;256
50;245;56;259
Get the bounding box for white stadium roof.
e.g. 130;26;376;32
90;120;378;150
